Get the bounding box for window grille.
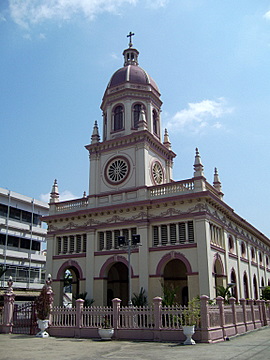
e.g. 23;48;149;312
70;235;75;253
153;226;159;246
106;231;112;250
57;237;61;255
76;235;82;253
170;224;177;244
99;232;104;251
179;222;186;243
63;236;68;254
161;225;168;245
188;221;194;242
83;234;87;252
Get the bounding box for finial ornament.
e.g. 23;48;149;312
163;128;171;150
127;31;135;48
50;179;59;204
213;167;223;196
193;147;204;177
91;120;100;144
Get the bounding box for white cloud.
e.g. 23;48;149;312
40;190;77;203
263;10;270;20
166;97;233;135
0;14;7;22
146;0;169;9
8;0;168;28
8;0;137;28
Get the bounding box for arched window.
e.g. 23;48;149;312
243;272;249;299
251;247;255;261
241;241;246;258
153;109;159;136
230;269;238;301
113;105;124;131
133;104;141;129
228;236;234;253
259;252;263;264
253;275;258;299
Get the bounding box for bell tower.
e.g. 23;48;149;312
85;34;176;197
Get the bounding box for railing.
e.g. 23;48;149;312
52;179;196;214
2;294;270;343
51;306;76;327
150;180;194;198
55;197;88;212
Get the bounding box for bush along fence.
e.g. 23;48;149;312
1;290;270;343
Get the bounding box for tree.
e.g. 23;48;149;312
216;284;234;303
75;292;94;307
161;283;179;306
261;286;270;300
132;287;148;307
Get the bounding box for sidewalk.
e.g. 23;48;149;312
1;327;270;360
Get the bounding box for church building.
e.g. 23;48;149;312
44;34;270;307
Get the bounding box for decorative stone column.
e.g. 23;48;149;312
200;295;210;343
112;298;121;330
3;277;15;334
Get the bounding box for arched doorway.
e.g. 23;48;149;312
62;266;80;307
107;262;128;306
163;259;188;306
253;275;258;299
57;261;83;307
230;269;238;301
213;255;224;297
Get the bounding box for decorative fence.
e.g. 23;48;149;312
1;295;270;343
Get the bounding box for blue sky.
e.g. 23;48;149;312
0;0;269;237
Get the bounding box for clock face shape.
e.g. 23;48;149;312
105;156;130;185
152;161;164;185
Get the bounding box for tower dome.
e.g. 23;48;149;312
105;31;159;93
101;33;162;142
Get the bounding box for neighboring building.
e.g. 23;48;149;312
43;36;270;307
0;187;49;302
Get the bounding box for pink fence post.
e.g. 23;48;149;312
247;299;255;328
2;277;15;334
112;298;121;330
76;299;84;328
216;296;226;340
266;300;270;324
240;298;247;331
229;297;237;334
257;299;266;326
200;295;210;343
153;297;162;330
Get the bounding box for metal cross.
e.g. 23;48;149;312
127;31;135;48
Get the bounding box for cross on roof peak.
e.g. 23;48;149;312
127;31;135;48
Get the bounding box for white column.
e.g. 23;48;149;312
195;219;213;297
85;230;95;300
138;223;149;295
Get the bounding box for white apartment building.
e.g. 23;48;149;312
0;187;49;302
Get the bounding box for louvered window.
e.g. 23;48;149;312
179;223;186;243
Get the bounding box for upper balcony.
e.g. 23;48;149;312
48;178;222;216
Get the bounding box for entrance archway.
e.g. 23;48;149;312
107;262;128;306
230;269;238;301
163;259;188;306
57;261;83;307
213;255;224;297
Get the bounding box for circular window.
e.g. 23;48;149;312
151;161;164;185
105;157;130;185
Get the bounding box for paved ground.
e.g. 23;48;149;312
1;327;270;360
